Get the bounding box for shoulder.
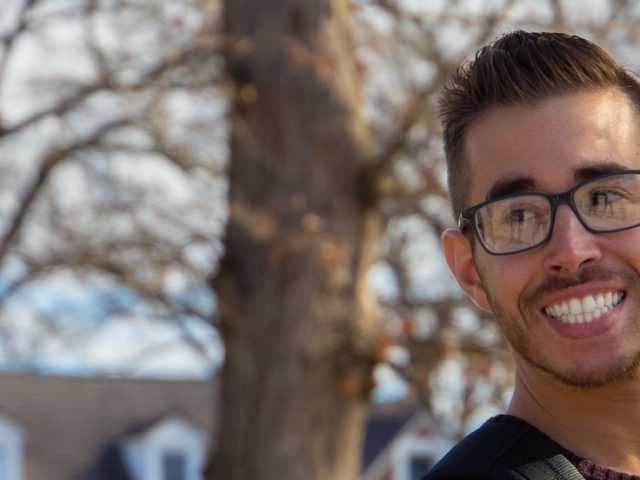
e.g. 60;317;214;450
422;417;553;480
423;420;531;479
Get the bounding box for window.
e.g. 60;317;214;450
409;456;432;480
122;416;206;480
162;452;186;480
0;416;23;480
388;431;453;480
0;447;7;480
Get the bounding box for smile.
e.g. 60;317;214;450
543;291;625;324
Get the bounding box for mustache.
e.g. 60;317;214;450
523;266;636;310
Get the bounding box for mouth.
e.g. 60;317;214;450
543;291;625;325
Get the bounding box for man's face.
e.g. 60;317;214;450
442;88;640;387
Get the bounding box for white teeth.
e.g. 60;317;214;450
569;298;581;314
582;296;596;312
544;291;624;324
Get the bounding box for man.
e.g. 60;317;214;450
425;31;640;479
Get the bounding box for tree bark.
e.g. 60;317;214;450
208;0;382;479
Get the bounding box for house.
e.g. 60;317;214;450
361;401;455;480
0;373;452;480
0;373;216;480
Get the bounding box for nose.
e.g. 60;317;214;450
542;204;602;276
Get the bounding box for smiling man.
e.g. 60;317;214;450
424;31;640;479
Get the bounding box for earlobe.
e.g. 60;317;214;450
441;228;493;312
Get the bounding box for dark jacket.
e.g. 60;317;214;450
423;418;584;480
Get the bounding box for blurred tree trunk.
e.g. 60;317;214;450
208;0;382;479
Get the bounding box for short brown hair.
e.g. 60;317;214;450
439;30;640;219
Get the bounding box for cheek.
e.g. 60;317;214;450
478;257;534;312
606;234;640;271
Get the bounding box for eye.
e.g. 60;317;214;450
591;191;618;204
587;190;623;212
503;206;541;226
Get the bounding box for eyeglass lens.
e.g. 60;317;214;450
474;172;640;254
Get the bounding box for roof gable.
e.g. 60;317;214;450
124;414;205;445
0;373;216;480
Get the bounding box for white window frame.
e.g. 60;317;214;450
391;435;453;480
123;416;206;480
0;415;24;480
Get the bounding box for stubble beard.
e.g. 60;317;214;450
477;264;640;388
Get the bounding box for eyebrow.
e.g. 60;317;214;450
485;161;630;202
573;161;629;181
485;177;535;201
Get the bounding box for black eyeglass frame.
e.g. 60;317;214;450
458;169;640;256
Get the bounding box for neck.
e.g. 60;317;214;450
508;358;640;474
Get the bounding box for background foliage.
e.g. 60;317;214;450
2;0;640;444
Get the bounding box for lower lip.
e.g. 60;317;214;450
545;302;621;339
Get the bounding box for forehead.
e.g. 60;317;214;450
463;89;640;204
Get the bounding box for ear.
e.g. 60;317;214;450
441;228;492;312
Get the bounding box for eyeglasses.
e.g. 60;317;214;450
458;170;640;255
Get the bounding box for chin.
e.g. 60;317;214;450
531;354;640;388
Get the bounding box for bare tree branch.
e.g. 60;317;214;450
0;117;133;261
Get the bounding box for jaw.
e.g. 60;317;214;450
518;295;640;388
493;288;640;389
515;343;640;389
